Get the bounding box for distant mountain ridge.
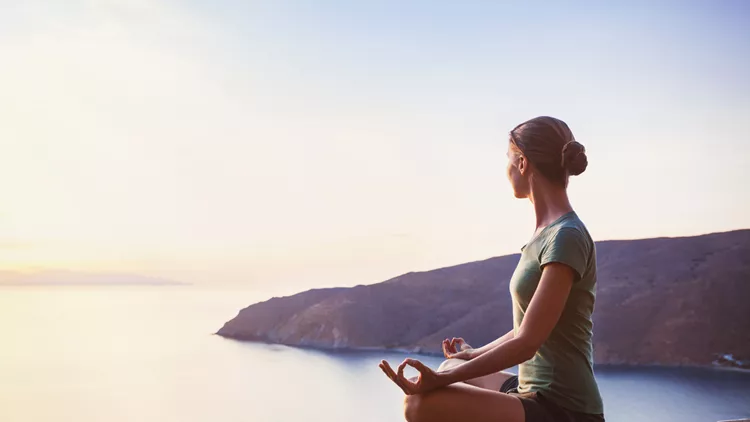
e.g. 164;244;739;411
0;270;188;286
217;230;750;367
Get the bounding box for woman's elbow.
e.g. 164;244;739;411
520;347;537;362
515;337;541;362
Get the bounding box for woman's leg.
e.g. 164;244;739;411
403;382;524;422
437;358;515;391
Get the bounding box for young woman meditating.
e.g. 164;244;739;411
379;116;605;422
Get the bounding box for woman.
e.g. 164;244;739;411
379;116;605;422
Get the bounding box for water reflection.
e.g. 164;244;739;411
1;288;747;422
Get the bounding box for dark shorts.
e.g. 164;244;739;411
499;376;605;422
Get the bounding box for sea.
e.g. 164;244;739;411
1;287;748;422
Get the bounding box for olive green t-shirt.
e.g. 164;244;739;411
509;211;603;414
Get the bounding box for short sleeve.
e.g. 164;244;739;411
539;227;589;282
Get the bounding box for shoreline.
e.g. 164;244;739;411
214;335;750;373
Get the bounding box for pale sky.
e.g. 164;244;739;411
1;0;748;293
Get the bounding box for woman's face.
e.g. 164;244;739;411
506;142;530;199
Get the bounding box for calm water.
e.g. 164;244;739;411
1;287;748;422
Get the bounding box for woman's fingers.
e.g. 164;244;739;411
398;359;421;388
397;359;408;380
380;360;412;394
444;339;452;357
381;358;440;396
455;338;465;349
444;337;471;358
450;337;473;351
378;361;392;380
450;337;464;351
405;358;429;374
379;362;405;393
380;360;400;383
379;361;398;383
442;339;453;357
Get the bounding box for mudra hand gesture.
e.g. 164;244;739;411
442;337;475;360
378;358;445;395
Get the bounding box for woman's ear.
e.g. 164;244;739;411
518;154;528;175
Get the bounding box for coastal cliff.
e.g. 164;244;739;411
217;230;750;368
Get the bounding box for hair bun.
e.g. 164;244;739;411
561;140;588;176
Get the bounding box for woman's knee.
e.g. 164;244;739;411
403;394;423;422
437;358;466;372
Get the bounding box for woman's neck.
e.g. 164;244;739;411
528;177;574;229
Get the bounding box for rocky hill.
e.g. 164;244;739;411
217;230;750;367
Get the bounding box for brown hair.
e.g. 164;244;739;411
509;116;588;186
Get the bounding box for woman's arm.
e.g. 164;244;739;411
440;262;575;383
464;329;515;359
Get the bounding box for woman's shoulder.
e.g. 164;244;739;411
559;212;592;238
545;213;594;249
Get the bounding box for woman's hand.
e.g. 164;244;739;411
442;337;476;360
378;358;446;395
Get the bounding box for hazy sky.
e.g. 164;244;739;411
1;0;748;293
